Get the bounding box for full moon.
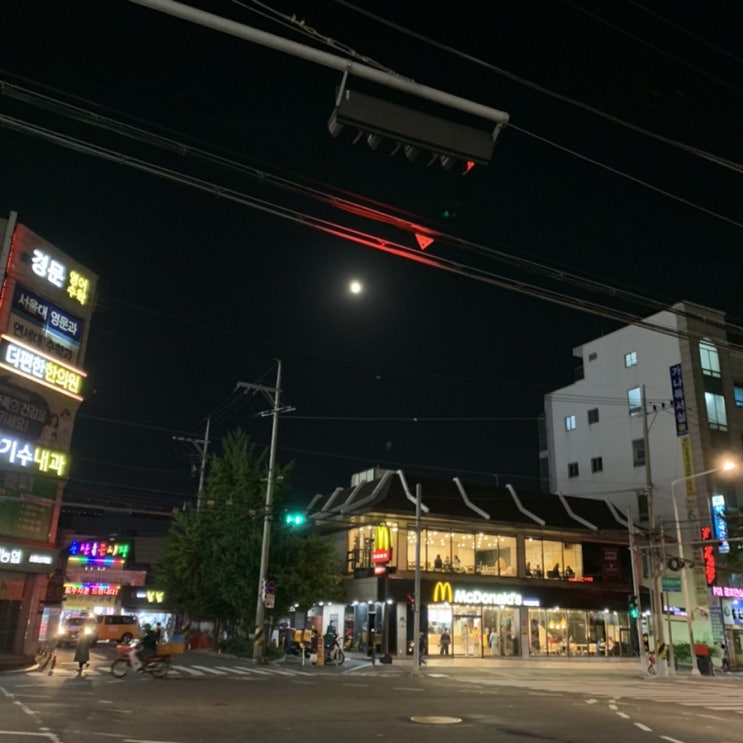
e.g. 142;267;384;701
349;280;363;295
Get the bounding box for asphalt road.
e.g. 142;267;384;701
1;645;741;743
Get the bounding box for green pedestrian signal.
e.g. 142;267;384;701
284;511;306;527
628;594;639;620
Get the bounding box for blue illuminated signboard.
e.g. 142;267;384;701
9;285;84;363
712;494;730;555
669;364;688;436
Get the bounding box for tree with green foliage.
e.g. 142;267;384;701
156;428;344;636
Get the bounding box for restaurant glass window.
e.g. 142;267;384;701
528;608;547;655
427;529;453;571
347;525;375;572
525;539;583;580
426;605;453;657
529;609;633;657
565;610;589;655
347;522;399;572
450;532;475;573
476;534;517;576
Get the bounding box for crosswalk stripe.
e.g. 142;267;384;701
191;665;228;675
233;665;271;675
214;666;253;675
171;666;204;676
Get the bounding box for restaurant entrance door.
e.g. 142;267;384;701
483;606;518;656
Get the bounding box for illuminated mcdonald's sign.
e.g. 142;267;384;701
432;581;453;603
372;523;392;564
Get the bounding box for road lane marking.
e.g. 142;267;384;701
214;666;252;674
189;666;228;675
170;666;203;675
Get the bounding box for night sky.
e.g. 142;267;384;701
0;1;740;527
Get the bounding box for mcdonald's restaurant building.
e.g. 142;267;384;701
310;470;642;660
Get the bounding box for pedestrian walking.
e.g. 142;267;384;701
721;643;731;672
489;629;499;656
74;635;92;674
418;632;427;665
439;628;451;656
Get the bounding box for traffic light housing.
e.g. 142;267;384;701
283;511;306;527
628;594;639;620
328;87;497;173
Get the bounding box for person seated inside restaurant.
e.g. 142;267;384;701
547;562;561;579
534;564;543;578
525;561;532;577
452;555;462;571
564;565;575;579
434;554;443;569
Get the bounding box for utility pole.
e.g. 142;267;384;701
173;416;210;511
237;361;286;663
412;483;422;676
628;508;648;676
642;384;667;676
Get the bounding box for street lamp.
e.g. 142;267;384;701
670;460;738;677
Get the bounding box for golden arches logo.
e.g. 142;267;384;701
432;581;453;603
375;524;392;551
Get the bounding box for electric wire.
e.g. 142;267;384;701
2;105;742;353
628;0;743;67
327;0;743;176
2;80;742;341
563;0;743;97
1;8;740;506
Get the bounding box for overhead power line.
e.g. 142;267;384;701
2;109;742;357
328;0;743;177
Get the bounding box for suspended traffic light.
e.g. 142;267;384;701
328;87;499;174
284;511;306;527
628;594;639;620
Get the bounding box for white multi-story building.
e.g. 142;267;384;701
541;300;743;656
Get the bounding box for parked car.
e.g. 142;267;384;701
94;614;140;644
57;616;98;647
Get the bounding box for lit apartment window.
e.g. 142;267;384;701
624;351;637;367
587;408;599;424
627;387;642;414
591;457;603;473
565;415;576;431
705;392;728;431
699;339;721;378
735;383;743;408
568;462;579;478
632;439;645;467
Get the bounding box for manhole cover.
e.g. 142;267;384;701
410;716;463;725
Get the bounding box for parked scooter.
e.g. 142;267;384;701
110;639;171;678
